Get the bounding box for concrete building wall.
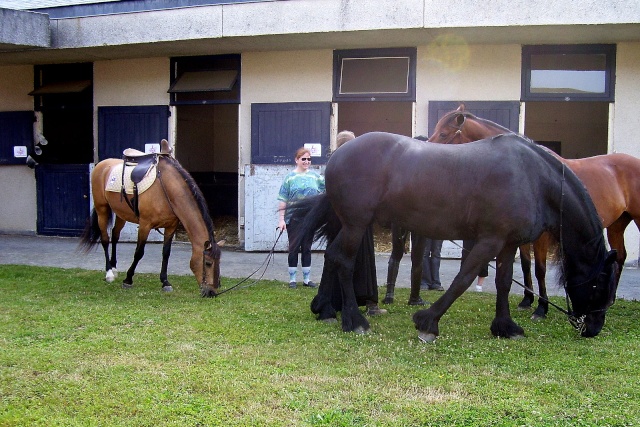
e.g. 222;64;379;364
416;43;522;134
240;49;333;250
612;42;640;261
0;65;36;234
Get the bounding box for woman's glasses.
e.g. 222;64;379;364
300;157;311;161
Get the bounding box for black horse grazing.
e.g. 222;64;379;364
296;132;618;341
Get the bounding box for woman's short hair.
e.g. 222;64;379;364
295;147;311;159
336;130;356;148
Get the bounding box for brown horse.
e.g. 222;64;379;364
294;132;617;340
79;145;223;296
430;105;640;318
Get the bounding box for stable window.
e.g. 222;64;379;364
333;48;416;102
521;44;616;102
169;55;240;105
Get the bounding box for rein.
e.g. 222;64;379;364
448;240;575;320
214;228;285;296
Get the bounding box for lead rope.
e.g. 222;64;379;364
214;228;285;296
449;240;573;318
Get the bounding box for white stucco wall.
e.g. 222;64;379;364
93;57;170;109
240;50;333;250
612;42;640;264
0;65;36;234
416;43;522;135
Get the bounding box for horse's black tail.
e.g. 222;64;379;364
78;208;111;253
288;193;342;248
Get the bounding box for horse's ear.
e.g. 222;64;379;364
204;241;212;250
457;103;466;112
455;113;466;127
217;239;226;247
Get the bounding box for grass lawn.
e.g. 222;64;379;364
1;265;639;426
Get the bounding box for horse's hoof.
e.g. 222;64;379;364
162;285;173;292
408;298;428;306
321;317;338;324
530;313;546;321
418;332;437;343
517;305;532;311
105;269;115;283
122;282;133;289
382;297;394;305
509;333;526;340
353;326;370;335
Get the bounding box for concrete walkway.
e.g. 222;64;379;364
1;234;638;301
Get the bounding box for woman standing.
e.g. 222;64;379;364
277;147;325;288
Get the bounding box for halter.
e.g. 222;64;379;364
214;228;285;296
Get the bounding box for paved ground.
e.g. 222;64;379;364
1;234;639;301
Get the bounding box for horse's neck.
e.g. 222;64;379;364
467;118;509;140
162;165;212;248
555;169;603;279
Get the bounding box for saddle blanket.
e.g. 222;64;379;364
105;162;157;195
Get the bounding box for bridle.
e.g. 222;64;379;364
213;228;285;296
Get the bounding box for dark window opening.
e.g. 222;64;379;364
30;63;94;164
169;54;241;105
333;48;416;102
522;44;616;102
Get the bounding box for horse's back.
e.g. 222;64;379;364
325;132;559;240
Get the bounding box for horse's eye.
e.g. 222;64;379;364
439;133;447;139
205;260;213;267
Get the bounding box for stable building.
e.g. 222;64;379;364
1;0;639;261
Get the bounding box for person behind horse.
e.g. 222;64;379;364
325;130;387;316
277;147;325;288
462;239;489;292
411;135;445;292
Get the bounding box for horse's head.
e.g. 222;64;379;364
200;239;224;297
567;249;619;337
428;105;475;145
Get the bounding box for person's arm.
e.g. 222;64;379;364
278;200;287;231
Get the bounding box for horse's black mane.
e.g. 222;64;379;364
162;156;216;243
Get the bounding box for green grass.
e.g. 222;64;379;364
1;265;639;426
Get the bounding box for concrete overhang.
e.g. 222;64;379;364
0;8;50;52
0;0;639;65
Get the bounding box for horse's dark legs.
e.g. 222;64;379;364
517;243;534;309
413;238;503;342
311;256;339;322
531;235;550;320
105;217;125;283
122;226;151;289
383;225;407;304
408;233;427;306
159;228;176;292
607;214;632;285
490;246;525;339
330;226;371;333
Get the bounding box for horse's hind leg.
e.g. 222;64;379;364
159;224;177;292
607;214;632;285
330;226;371;333
106;216;126;282
517;243;534;309
122;225;152;289
531;233;550;320
383;224;407;304
408;234;427;306
490;245;525;339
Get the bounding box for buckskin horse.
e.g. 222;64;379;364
294;132;618;341
79;141;223;297
431;105;640;318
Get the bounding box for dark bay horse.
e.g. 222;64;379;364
79;147;222;297
296;132;617;341
431;106;640;318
